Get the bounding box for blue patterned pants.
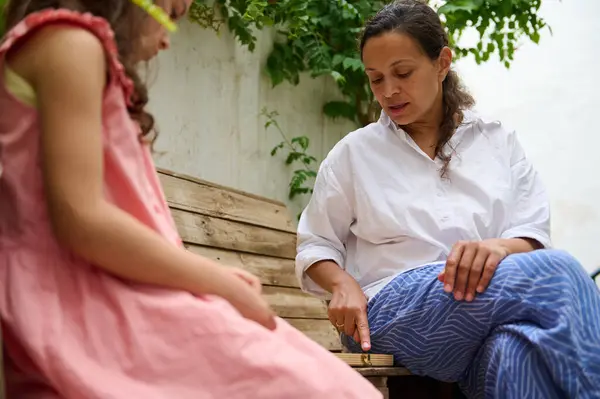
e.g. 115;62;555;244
342;250;600;398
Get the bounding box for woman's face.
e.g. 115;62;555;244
362;32;451;126
137;0;191;62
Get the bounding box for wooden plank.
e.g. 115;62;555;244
263;286;328;319
159;170;295;233
172;209;296;259
335;353;394;367
285;319;343;351
185;244;299;288
356;367;412;377
158;168;286;205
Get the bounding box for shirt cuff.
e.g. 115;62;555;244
500;227;552;249
295;246;344;299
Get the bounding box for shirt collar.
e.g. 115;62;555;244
378;110;397;132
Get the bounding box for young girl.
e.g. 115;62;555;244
0;1;381;397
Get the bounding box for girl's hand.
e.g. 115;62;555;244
219;273;276;330
439;240;509;302
227;267;262;294
329;276;371;351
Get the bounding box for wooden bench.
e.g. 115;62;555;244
0;168;452;398
158;168;414;398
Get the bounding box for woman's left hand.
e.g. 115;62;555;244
439;240;510;302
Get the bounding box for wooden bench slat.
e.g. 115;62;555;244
285;319;343;351
159;171;295;233
186;244;299;288
172;208;296;259
356;367;412;377
160;168;411;380
335;353;394;367
263;286;328;319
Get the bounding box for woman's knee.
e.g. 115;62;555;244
500;249;585;282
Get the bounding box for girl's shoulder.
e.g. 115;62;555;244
1;9;133;104
2;9;115;54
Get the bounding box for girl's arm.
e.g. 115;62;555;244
13;26;275;329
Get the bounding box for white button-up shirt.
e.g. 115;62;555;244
296;110;551;300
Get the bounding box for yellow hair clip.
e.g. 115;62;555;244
131;0;178;32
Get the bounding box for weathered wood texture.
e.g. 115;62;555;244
357;367;412;377
171;209;296;259
185;244;298;288
159;168;408;378
336;353;394;367
160;169;341;352
158;170;295;233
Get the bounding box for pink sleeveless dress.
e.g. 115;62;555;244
0;11;380;399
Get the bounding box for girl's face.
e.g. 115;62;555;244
137;0;191;62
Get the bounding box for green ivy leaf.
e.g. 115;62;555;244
330;71;346;85
332;54;345;67
438;0;484;14
302;156;318;165
291;136;310;151
342;57;364;72
285;152;304;165
323;101;356;121
270;142;284;156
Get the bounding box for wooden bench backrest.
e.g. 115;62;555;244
158;169;342;351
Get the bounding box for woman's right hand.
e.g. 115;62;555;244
329;276;371;351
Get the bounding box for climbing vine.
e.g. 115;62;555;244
262;108;318;206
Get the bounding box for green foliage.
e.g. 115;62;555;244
188;0;274;52
262;108;318;209
189;0;549;126
440;0;548;69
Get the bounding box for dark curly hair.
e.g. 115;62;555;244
360;0;474;177
4;0;156;143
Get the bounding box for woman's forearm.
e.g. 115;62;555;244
305;260;355;293
495;237;543;255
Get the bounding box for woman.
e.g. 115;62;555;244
296;1;600;398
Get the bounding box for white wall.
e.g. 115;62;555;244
456;0;600;273
148;23;354;218
150;0;600;274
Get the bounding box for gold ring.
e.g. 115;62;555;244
335;322;344;328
